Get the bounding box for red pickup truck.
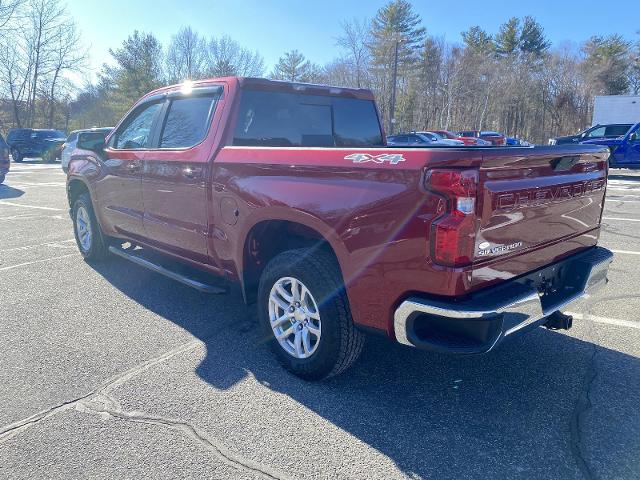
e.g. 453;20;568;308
67;77;613;380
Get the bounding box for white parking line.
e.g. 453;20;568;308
611;249;640;255
603;217;640;222
0;214;66;221
7;166;64;170
7;167;62;172
7;183;66;187
0;201;65;211
0;253;76;272
566;312;640;330
0;239;75;253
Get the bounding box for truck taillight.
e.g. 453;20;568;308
426;168;478;267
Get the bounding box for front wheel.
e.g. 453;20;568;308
11;148;22;163
258;248;365;380
72;192;108;261
0;173;5;184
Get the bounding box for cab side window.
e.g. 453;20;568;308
585;126;605;138
159;95;218;149
111;102;162;150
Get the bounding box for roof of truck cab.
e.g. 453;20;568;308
142;76;376;101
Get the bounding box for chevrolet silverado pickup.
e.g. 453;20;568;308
66;77;613;380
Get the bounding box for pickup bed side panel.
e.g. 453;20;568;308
213;147;481;335
213;145;608;336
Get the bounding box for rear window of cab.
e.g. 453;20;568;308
232;89;384;147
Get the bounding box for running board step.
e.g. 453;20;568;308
108;246;227;294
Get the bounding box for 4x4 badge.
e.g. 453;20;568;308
344;153;406;165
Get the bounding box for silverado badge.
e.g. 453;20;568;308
477;241;523;257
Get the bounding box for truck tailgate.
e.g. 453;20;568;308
473;145;608;281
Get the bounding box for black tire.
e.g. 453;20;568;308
11;148;22;163
0;173;5;184
258;248;365;380
72;192;108;261
42;150;54;163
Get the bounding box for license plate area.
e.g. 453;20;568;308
516;259;590;313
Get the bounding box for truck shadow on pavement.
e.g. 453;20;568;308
90;257;640;480
0;185;25;199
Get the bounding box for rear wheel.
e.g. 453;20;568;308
258;248;365;380
72;192;108;261
11;148;22;163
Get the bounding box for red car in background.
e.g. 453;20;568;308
431;130;491;146
458;130;507;146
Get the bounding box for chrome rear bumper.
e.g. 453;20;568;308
393;247;613;353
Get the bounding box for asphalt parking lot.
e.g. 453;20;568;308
0;161;639;480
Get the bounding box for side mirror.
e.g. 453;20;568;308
629;132;638;142
76;131;106;153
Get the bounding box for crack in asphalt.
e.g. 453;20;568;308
569;341;599;480
568;298;604;480
0;340;289;480
77;393;287;480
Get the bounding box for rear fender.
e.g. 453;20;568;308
236;206;349;284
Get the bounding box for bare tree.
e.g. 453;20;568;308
43;21;87;125
165;26;207;82
207;35;265;77
0;0;87;129
0;38;29;127
0;0;21;30
23;0;69;126
336;18;371;87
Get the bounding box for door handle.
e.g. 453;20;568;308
183;167;198;179
127;160;141;172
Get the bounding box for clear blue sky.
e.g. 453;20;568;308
67;0;638;81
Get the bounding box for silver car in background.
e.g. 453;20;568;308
414;131;465;146
387;132;465;147
61;127;112;172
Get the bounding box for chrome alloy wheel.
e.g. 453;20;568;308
268;276;322;359
76;205;93;252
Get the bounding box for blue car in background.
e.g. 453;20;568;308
506;137;531;146
6;128;66;163
581;123;640;168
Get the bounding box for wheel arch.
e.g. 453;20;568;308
239;214;348;305
66;177;92;208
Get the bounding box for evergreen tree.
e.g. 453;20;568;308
370;0;426;67
495;17;520;57
369;0;426;131
101;31;164;116
462;26;494;55
583;34;631;94
271;50;321;82
519;16;550;56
